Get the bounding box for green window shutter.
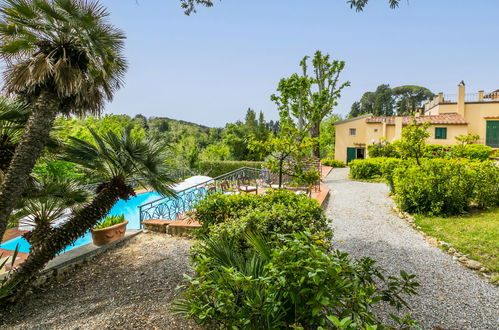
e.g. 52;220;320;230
435;127;447;139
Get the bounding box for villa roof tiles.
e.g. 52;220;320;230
365;113;467;125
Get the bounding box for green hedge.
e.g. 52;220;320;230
321;158;346;168
393;159;499;215
197;160;263;177
422;144;492;161
349;158;498;215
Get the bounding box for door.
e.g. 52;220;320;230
346;147;356;164
486;121;499;148
356;148;365;160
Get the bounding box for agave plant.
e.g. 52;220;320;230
0;0;127;241
1;127;175;301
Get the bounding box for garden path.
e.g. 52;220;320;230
324;168;498;329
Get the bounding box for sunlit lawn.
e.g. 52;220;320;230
415;208;499;273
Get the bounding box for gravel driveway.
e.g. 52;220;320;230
0;232;199;330
324;168;498;329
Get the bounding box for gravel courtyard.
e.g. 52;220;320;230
324;167;499;329
0;233;199;330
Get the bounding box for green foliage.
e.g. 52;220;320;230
396;120;430;165
453;144;492;161
367;138;400;158
321;158;346;167
349;158;383;180
423;144;492;161
319;114;340;158
393;159;499;215
178;189;419;327
178;231;419;328
271;51;349;157
250;121;317;188
194;190;330;241
197;160;263;177
455;133;480;145
94;215;126;230
349;84;433;117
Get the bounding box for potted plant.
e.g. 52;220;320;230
91;215;128;246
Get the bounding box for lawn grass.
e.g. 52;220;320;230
414;208;499;273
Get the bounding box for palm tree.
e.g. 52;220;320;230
12;176;89;250
0;97;30;174
1;128;175;301
0;0;127;241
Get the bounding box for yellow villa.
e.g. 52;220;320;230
334;83;499;163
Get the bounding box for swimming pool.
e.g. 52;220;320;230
0;191;164;254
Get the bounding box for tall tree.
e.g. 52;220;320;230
0;0;127;240
392;85;434;115
1;128;175;301
349;84;434;117
272;51;349;158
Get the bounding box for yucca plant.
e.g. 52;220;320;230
1;128;175;302
0;0;127;241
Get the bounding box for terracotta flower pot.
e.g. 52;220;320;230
91;220;128;246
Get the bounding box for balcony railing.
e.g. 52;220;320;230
137;163;321;228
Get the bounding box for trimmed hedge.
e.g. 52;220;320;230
393;159;499;215
422;144;492;161
349;158;498;215
321;158;346;168
197;160;263;177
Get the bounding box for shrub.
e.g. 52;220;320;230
194;190;331;242
379;158;406;193
458;144;493;161
367;140;400;158
197;161;263;177
349;158;383;180
393;159;476;215
468;161;499;208
321;158;346;167
94;214;125;229
423;144;449;159
177;232;419;329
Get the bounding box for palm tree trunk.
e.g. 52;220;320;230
2;177;134;302
0;92;59;241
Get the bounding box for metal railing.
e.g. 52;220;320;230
137;162;322;228
138;167;266;227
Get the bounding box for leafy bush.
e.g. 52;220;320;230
93;214;125;230
321;158;346;167
349;158;383;180
194;190;331;241
468;161;499;208
456;144;493;161
423;144;492;161
197;161;263;177
177;232;419;329
392;159;499;215
367;140;400;158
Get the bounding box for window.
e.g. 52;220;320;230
435;127;447;139
349;128;357;136
374;129;378;132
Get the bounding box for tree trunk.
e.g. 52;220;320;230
1;177;134;302
0;92;59;240
309;120;321;159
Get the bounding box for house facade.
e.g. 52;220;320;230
334;83;499;164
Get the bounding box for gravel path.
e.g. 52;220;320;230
324;168;499;329
0;232;199;330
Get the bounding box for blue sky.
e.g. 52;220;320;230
101;0;499;127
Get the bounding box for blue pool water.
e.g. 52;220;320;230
0;191;164;254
